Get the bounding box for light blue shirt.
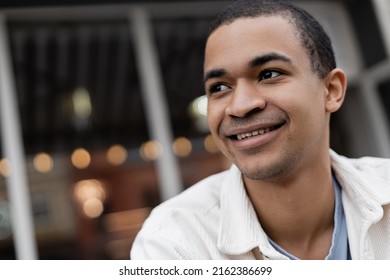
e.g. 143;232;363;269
268;175;351;260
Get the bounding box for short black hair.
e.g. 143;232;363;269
208;0;336;78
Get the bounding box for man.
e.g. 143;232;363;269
131;0;390;259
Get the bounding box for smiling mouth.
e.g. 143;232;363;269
230;123;285;141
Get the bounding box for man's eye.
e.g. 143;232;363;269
208;83;229;94
259;70;282;80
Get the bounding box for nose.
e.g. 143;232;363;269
225;81;266;118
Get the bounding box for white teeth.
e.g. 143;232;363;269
236;126;276;140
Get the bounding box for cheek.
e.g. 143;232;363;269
289;92;327;137
207;103;228;153
207;100;225;132
276;83;325;125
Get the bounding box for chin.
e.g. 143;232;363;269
238;154;299;182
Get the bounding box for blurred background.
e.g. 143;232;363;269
0;0;389;260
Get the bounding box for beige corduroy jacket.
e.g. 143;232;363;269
131;150;390;260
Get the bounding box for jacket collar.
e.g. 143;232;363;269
330;150;390;259
217;165;286;259
330;150;390;219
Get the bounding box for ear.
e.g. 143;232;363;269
324;68;347;113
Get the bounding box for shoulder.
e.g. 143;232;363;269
331;150;390;181
158;168;230;214
131;168;233;259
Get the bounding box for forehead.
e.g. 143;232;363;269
204;16;309;73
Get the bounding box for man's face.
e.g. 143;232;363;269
204;16;331;183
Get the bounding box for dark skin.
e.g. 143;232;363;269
204;16;347;259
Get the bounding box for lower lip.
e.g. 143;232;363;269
230;126;283;151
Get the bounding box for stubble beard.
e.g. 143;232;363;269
234;137;301;182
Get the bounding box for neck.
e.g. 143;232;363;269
244;153;335;259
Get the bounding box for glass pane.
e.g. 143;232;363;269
7;19;157;259
0;141;15;259
378;78;390;133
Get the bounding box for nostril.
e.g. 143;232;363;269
229;107;264;119
244;107;262;118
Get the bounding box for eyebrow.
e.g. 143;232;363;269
248;52;292;68
203;68;226;84
203;52;292;83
